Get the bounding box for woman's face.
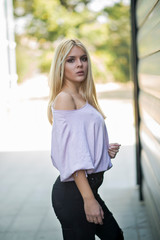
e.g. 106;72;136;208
64;46;88;84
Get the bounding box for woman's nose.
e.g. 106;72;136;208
77;59;83;67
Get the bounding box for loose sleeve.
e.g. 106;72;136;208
51;111;94;182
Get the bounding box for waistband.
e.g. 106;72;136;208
87;171;104;179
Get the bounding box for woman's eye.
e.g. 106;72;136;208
67;59;74;63
81;57;87;62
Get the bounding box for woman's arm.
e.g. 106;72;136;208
73;170;104;225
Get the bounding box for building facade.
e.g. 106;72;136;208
131;0;160;239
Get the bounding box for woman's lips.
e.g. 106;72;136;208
76;71;84;75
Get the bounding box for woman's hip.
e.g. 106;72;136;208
52;171;104;201
51;172;104;219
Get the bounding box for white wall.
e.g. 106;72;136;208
0;0;17;98
0;0;17;123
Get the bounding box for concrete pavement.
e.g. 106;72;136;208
0;149;153;240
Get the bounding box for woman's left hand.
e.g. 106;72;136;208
108;143;121;159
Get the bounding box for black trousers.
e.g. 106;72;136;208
51;172;124;240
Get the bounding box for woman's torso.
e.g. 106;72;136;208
51;91;112;182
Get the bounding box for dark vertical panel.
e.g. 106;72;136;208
131;0;143;200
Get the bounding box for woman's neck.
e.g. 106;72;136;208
62;84;81;95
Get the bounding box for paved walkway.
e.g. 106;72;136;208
0;79;154;239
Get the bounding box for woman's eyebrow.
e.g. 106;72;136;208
67;54;87;58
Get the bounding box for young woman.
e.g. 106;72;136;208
48;39;124;240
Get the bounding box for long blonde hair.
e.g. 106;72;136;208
47;39;106;124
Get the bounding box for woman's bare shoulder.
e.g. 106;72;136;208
53;92;76;110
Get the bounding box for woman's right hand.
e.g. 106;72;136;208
73;170;104;225
84;198;104;225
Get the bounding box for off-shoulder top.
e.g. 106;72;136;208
51;101;112;182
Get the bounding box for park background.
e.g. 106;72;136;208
14;0;130;84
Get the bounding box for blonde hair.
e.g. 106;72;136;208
47;38;106;124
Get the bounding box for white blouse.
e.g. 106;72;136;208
51;101;112;182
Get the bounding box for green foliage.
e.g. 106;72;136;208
15;36;39;83
13;0;33;17
14;0;131;83
38;50;53;73
16;43;31;83
103;3;130;82
59;0;90;11
27;0;98;41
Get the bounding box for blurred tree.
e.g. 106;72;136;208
13;0;33;17
59;0;90;11
103;2;130;82
28;0;99;41
13;0;130;83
